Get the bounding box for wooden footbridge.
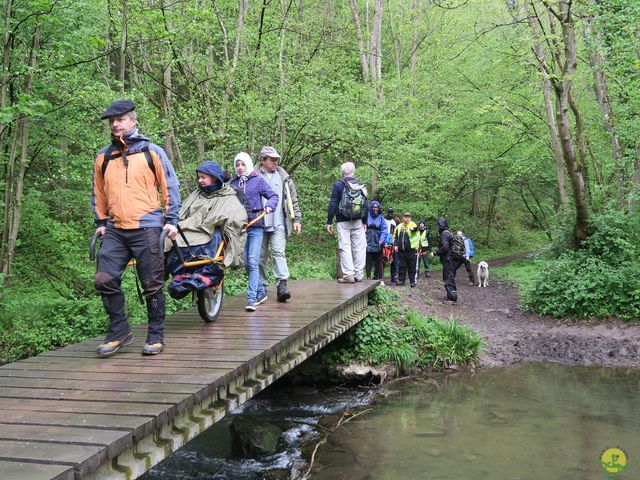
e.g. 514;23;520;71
0;280;378;480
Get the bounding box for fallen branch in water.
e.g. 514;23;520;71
301;408;373;479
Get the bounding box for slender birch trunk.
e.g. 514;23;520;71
584;15;625;208
526;1;568;208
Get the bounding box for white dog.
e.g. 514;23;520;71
477;261;489;288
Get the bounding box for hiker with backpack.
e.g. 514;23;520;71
393;212;420;287
326;162;368;283
365;201;389;280
457;230;476;286
436;217;466;305
92;99;181;357
230;152;279;311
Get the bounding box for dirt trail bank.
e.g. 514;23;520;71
399;255;640;368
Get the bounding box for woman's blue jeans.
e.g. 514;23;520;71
244;227;265;303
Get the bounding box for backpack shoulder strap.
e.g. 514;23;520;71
101;142;155;177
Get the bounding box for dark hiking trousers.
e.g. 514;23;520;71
390;253;399;282
95;226;165;343
418;253;430;276
463;258;475;283
442;256;464;301
397;249;417;284
366;251;383;279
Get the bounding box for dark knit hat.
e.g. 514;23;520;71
100;99;136;119
195;161;225;184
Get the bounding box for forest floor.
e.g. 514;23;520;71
398;254;640;368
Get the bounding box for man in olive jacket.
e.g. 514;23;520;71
257;146;302;302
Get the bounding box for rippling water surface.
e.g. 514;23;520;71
142;363;640;479
313;362;640;480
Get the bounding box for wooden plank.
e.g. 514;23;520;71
0;460;73;480
0;398;176;419
0;369;231;385
0;361;248;375
0;409;153;437
0;440;106;478
0;424;132;459
0;377;209;395
0;387;191;406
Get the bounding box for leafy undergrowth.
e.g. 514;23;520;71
323;287;483;372
522;212;640;321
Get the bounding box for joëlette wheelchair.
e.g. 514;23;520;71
90;212;264;323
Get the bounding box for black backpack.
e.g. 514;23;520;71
337;180;367;220
448;231;466;260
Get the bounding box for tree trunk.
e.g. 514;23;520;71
1;24;39;287
0;0;13;148
544;0;590;241
118;0;128;92
631;143;640;213
387;7;402;79
583;15;625;209
349;0;370;81
369;0;383;84
525;1;568;209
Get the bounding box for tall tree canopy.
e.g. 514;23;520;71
1;0;638;291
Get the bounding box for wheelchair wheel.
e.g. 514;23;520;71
197;282;224;323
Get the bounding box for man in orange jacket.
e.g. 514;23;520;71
92;99;181;357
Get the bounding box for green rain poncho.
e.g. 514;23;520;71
167;184;248;269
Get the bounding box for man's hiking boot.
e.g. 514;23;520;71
254;292;268;306
442;300;457;305
96;332;134;357
354;277;363;282
142;342;164;355
410;283;416;288
245;302;257;312
337;275;355;284
276;281;291;302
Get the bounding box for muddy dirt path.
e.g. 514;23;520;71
397;255;640;368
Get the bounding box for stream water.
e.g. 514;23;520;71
141;362;640;479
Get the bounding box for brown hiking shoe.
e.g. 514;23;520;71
96;332;134;357
142;342;164;356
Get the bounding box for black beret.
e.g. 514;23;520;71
100;99;136;119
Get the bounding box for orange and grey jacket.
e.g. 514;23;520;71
91;129;181;229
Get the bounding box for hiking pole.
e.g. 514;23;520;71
241;210;268;234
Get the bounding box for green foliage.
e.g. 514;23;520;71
0;296;106;364
2;0;638;363
522;211;640;320
324;286;483;371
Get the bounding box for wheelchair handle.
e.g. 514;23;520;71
160;228;183;263
89;231;101;262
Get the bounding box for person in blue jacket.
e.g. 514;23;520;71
230;152;278;311
458;230;476;285
365;201;389;280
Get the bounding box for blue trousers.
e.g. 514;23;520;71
244;227;266;303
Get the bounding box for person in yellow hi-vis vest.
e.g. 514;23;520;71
393;212;420;287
